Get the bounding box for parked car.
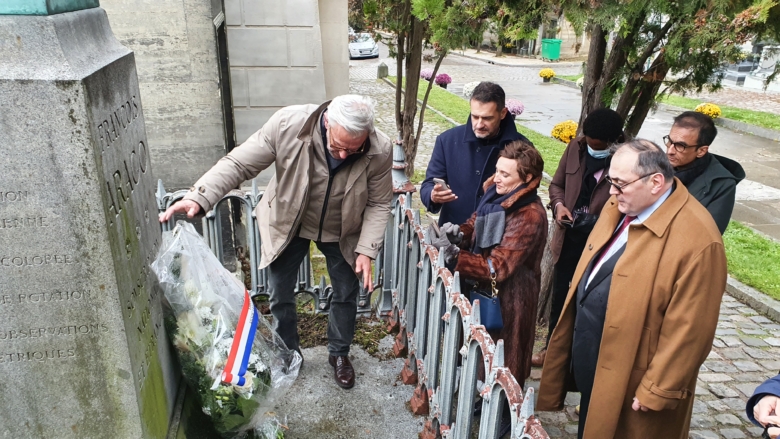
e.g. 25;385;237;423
349;33;379;59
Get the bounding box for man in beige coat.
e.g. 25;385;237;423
160;95;393;389
537;139;727;438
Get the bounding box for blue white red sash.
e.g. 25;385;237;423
221;290;259;386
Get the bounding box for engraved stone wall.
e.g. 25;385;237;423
0;8;177;438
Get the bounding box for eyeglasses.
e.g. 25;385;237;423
663;135;701;153
328;130;366;155
604;173;657;194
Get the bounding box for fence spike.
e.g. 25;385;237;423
156;179;167;211
493;340;505;369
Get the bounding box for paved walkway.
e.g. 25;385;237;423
691;86;780;115
350;57;779;439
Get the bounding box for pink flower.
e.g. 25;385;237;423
505;99;524;116
420;68;434;80
435;73;452;85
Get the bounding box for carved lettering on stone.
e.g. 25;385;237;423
0;348;77;364
0;254;76;268
0;191;28;203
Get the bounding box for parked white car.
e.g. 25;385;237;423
349;33;379;59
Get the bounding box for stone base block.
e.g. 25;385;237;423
401;358;419;385
410;384;430;416
393;329;408;358
419;419;439;439
386;307;401;333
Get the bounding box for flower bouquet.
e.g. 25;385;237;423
695;102;721;119
551;120;578;144
435;73;452;88
152;222;301;438
505;99;525;116
420;68;434;81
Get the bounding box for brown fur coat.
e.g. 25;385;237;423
455;175;548;382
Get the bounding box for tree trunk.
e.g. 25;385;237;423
394;0;411;135
615;21;674;121
624;54;669;137
401;16;424;177
615;75;641;121
415;51;446;154
536;222;557;324
578;24;607;129
592;11;646;112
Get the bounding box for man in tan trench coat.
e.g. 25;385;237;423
160;95;393;389
537;139;727;438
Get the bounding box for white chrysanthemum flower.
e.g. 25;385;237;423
233;372;256;395
462;81;480;97
255;359;268;373
183;279;199;301
196;305;214;323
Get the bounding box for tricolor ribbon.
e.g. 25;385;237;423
221;290;259;386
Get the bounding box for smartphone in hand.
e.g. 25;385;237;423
433;178;450;189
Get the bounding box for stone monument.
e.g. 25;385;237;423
0;3;178;437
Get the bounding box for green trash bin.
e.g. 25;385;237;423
541;39;562;61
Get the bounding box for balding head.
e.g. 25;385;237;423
607;139;674;215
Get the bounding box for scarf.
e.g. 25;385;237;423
472;183;538;254
675;153;712;187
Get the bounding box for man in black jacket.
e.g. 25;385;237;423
420;82;531;225
664;111;745;234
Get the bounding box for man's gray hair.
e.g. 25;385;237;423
327;95;376;137
611;139;674;181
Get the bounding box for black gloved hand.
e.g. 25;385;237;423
441;222;463;245
442;244;460;268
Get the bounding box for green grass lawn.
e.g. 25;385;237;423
557;75;582;82
723;221;780;300
385;76;780;300
660;95;780;131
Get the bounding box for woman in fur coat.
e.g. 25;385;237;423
441;139;548;386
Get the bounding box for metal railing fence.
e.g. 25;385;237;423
383;192;549;439
154;140;549;438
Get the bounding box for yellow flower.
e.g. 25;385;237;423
539;68;556;79
694;102;721;119
551;120;578;143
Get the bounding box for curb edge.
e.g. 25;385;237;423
726;276;780;323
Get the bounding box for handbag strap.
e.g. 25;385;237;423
487;258;498;297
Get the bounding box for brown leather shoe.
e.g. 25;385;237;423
531;349;546;367
328;355;355;389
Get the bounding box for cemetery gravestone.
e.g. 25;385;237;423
0;6;177;438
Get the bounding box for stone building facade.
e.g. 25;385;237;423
102;0;348;189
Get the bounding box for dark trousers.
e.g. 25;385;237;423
267;236;360;356
576;386;592;439
573;343;596;439
546;234;586;346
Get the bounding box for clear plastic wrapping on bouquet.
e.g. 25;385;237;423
151;221;301;438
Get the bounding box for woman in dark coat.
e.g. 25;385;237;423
441;139;548;384
531;108;624;367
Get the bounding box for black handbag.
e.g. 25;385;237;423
569;212;599;231
469;258;503;331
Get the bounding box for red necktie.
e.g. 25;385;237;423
594;215;637;267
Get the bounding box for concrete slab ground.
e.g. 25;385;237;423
274;343;423;439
